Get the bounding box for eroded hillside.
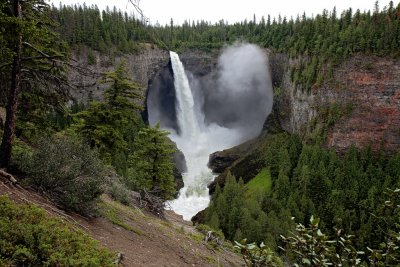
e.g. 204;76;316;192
0;177;242;267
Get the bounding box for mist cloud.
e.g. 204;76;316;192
203;42;273;141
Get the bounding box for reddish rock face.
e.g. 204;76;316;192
326;56;400;154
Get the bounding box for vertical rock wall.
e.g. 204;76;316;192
271;53;400;154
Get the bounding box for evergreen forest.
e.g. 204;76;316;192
0;0;400;265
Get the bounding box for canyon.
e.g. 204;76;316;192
69;46;400;156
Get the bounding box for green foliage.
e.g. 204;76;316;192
108;180;131;205
205;173;274;245
365;188;400;266
245;168;272;197
234;239;283;267
279;189;400;266
17;134;105;213
103;60;143;111
207;131;400;256
73;61;144;173
16;91;69;139
10;137;34;171
50;4;151;53
0;0;69;70
281;216;362;266
0;196;115;266
126;125;176;200
239;187;400;266
0;0;69;167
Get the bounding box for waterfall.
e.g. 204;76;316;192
149;46;272;221
167;51;216;220
169;51;200;139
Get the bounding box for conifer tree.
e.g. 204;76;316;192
73;60;143;168
0;0;68;168
127;124;176;200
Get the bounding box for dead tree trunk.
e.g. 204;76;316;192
0;0;22;168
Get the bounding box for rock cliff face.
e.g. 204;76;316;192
326;56;400;154
68;45;170;104
272;54;400;154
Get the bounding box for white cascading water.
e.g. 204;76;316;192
147;45;272;220
167;51;243;220
169;51;199;140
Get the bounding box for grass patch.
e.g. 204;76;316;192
99;197;144;236
0;196;115;266
101;195;145;219
189;232;204;243
245;168;272;196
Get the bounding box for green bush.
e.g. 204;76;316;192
234;240;283;267
108;180;131;205
0;196;115;266
10;138;34;172
21;134;105;213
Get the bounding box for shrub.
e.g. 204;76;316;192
108;180;131;205
22;134;105;213
10;138;34;172
0;196;115;266
234;240;284;267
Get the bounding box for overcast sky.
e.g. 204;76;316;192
49;0;397;25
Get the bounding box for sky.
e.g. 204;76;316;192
49;0;398;25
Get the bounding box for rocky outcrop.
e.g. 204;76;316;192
208;151;239;174
68;45;170;104
273;54;400;154
179;49;220;77
145;60;177;129
325;56;400;154
172;148;187;194
207;137;266;193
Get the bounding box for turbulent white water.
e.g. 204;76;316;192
166;51;243;220
146;46;273;220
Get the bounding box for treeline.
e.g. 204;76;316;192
154;1;400;90
49;4;152;53
204;133;400;255
50;2;400;90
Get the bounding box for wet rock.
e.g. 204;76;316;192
191;208;207;225
208;151;239;174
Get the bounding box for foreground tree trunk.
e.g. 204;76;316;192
0;0;22;168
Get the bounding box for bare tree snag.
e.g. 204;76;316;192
0;0;22;168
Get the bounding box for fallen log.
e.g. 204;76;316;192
0;169;17;184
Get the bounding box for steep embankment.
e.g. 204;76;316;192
0;177;242;267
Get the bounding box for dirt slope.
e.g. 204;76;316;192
0;178;243;267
